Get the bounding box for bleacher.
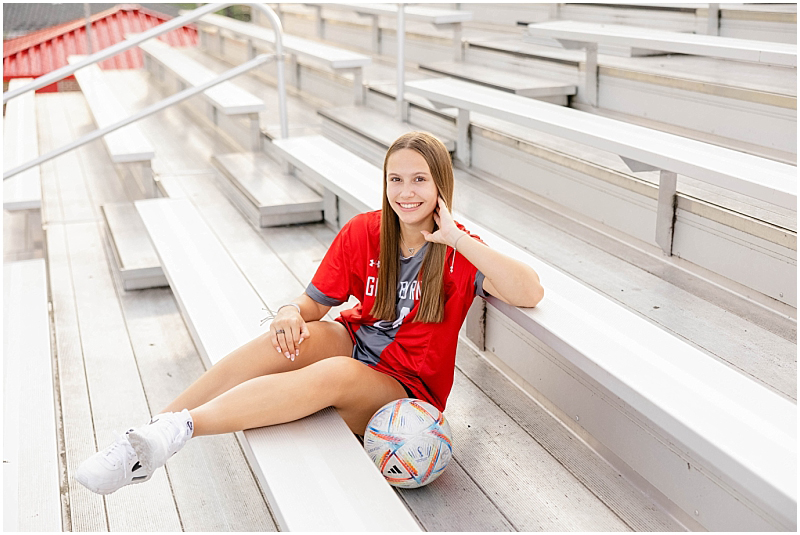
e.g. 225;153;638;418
3;2;796;532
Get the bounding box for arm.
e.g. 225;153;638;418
269;293;331;361
282;292;331;322
421;197;544;308
454;235;543;308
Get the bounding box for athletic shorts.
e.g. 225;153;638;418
335;317;415;399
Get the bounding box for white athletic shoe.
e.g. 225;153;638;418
76;430;152;495
127;409;193;473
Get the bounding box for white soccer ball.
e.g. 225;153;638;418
364;398;453;489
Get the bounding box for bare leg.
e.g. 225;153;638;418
162;320;353;414
189;356;408;435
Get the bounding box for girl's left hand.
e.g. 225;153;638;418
421;196;466;248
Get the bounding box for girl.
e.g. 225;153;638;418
77;131;544;495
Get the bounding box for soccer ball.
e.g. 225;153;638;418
364;398;453;489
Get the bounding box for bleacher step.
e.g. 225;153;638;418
101;202;168;291
210;152;324;228
419;61;577;104
318;105;455;167
4;259;61;531
4;78;41;212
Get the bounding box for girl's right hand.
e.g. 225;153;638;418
269;306;310;362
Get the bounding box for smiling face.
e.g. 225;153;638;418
386;148;439;237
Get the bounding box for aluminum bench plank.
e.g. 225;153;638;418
527;20;797;67
194;12;371;69
68;57;155;163
3;259;61;531
420;60;577;98
310;3;473;24
405;77;796;210
3;79;41;211
136;37;264;115
135;197;420;532
320;105;455;152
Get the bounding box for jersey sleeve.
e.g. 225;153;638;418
474;270;491;298
306;219;353;306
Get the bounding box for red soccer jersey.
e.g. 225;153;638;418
306;210;489;411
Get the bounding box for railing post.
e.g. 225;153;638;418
396;3;406;122
249;3;289;139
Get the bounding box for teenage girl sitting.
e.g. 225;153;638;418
77;131;544;494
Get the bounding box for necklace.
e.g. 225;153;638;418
400;235;426;256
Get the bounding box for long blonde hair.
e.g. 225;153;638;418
370;132;454;324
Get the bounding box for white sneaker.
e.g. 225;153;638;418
127;409;193;473
76;430;152;495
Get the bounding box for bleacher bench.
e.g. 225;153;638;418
271;133;797;531
134;196;420;532
525;20;798;105
526;20;798;67
134;35;265;150
190;12;371;104
68;56;157;197
305;2;472;60
3;79;41;211
404;76;797;256
3;259;61;531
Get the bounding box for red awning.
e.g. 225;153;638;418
3;4;198;92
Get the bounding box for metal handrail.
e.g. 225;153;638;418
3;3;288;180
4;54;275;181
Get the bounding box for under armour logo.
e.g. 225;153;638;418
369;259;381;268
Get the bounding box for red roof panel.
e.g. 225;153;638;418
3;4;198;90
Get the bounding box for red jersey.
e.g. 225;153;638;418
306;210;489;411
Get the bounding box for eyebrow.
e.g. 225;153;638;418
387;170;430;177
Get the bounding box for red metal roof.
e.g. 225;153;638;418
3;4;198;91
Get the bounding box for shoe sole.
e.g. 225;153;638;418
76;470;152;495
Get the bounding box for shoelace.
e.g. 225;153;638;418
101;432;134;469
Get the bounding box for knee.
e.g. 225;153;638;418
304;356;361;404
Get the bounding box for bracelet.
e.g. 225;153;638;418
453;233;468;251
277;303;302;316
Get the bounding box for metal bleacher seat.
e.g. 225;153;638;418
3;259;61;531
404;76;796;257
3;79;41;212
189;11;372;105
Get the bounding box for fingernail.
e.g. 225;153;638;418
291;355;295;362
295;349;299;357
285;352;290;358
275;347;280;353
298;338;303;345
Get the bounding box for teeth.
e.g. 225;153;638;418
400;203;422;209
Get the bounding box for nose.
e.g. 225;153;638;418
399;184;416;199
